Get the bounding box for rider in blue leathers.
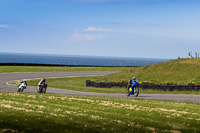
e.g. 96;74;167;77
127;76;139;96
127;76;139;90
131;76;139;88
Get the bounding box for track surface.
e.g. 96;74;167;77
0;72;199;103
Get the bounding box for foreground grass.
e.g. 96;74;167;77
0;66;129;73
0;91;200;133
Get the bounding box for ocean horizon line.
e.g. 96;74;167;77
0;52;171;60
0;52;171;66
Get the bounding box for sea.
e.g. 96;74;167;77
0;52;170;66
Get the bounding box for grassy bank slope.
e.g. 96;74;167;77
0;91;200;133
97;59;200;84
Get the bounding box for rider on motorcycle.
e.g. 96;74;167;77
17;79;27;92
127;76;139;97
18;79;27;88
127;76;137;89
38;78;48;92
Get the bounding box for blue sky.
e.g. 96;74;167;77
0;0;200;59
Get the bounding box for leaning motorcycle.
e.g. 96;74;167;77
126;81;139;97
37;85;47;93
17;82;26;92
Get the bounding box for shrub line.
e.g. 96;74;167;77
0;63;140;67
86;80;200;91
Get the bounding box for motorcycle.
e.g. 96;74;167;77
126;81;139;97
17;82;27;92
37;85;47;93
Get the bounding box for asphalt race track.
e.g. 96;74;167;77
0;72;199;103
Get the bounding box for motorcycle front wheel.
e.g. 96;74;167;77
133;87;139;97
21;88;24;92
37;86;41;93
20;87;24;92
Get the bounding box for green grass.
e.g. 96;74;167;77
0;66;129;73
0;91;200;133
12;77;126;94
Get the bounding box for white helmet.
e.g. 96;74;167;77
132;76;136;80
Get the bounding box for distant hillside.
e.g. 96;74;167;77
97;58;200;84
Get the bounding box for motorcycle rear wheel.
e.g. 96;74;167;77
42;88;46;94
126;89;130;97
17;88;21;92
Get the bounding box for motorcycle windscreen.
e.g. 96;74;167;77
129;87;134;94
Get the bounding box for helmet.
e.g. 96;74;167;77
132;76;136;80
23;79;26;82
42;78;45;81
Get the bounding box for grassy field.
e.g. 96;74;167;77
0;66;130;73
0;91;200;133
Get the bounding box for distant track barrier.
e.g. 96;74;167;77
86;80;200;91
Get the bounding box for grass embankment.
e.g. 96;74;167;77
96;58;200;84
0;91;200;133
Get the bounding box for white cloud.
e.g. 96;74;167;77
68;27;112;43
84;26;114;32
0;24;9;28
68;33;105;42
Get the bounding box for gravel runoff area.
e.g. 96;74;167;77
0;71;200;103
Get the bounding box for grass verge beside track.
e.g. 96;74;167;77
0;91;200;133
0;66;130;73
